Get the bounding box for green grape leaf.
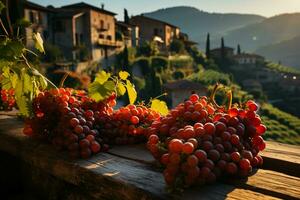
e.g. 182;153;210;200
1;77;11;89
116;82;126;96
33;32;45;53
38;75;48;90
151;99;169;116
125;80;137;104
95;70;111;84
11;73;18;88
0;2;5;13
15;81;30;117
8;40;25;58
119;71;129;80
23;71;33;94
88;80;115;102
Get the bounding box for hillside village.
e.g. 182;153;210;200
8;0;300;145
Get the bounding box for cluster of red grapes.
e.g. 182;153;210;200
0;89;16;111
147;94;266;189
96;104;161;145
23;88;115;159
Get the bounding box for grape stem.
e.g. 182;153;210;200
59;72;69;88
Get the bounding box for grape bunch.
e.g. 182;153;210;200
147;94;266;189
96;104;161;145
23;88;114;159
0;89;16;111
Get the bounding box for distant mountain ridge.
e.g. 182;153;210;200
225;13;300;52
144;6;265;48
256;35;300;69
144;7;300;69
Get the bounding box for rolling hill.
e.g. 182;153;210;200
224;13;300;52
143;6;265;48
255;35;300;69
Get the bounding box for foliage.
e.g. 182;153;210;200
170;39;185;54
187;69;231;86
169;55;193;69
262;115;300;145
172;70;184;80
134;57;151;76
150;99;168;116
0;4;49;116
137;41;159;57
151;56;169;73
265;62;300;75
88;70;137;104
261;103;300;134
43;43;62;62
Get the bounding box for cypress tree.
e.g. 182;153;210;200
237;44;241;55
124;9;129;24
205;33;210;59
221;37;225;59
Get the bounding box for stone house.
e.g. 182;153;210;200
24;1;53;49
163;80;207;107
210;47;234;58
53;2;120;62
129;15;180;50
116;21;139;48
233;53;265;65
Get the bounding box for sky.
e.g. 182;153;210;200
31;0;300;20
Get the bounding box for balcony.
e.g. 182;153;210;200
98;38;123;47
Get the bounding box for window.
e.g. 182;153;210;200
100;20;104;29
154;28;158;36
99;34;104;39
29;11;39;24
107;35;112;40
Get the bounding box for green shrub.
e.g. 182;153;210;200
170;39;185;54
137;41;159;57
134;57;151;76
151;56;169;73
43;43;62;62
172;70;185;80
169;56;193;69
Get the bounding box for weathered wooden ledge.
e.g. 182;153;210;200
0;113;299;200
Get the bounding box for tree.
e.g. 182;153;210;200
123;45;130;73
170;39;185;54
237;44;241;55
124;9;129;24
205;33;210;58
221;37;225;59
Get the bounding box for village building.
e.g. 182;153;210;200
52;2;120;62
24;1;53;49
210;47;235;58
163;80;207;107
233;53;265;65
116;21;139;48
129;15;180;50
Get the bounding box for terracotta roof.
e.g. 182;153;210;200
163;80;206;91
131;15;179;29
61;2;116;16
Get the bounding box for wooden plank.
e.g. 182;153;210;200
0;115;299;200
225;169;300;200
184;184;281;200
261;141;300;177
